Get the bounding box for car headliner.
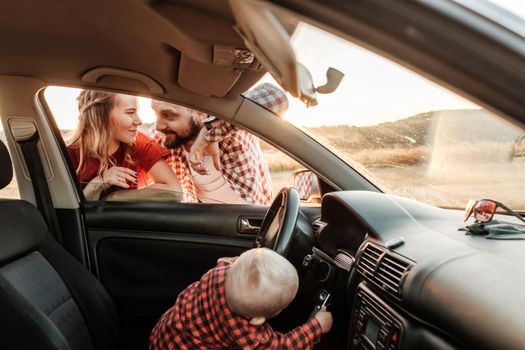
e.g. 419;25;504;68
0;0;268;111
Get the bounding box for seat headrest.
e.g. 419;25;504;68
0;200;47;263
0;140;13;189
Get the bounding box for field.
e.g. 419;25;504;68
264;146;429;198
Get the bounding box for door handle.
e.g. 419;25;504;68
239;218;260;234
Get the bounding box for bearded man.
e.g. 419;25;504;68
150;83;288;204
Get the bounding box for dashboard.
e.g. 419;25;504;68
311;191;525;350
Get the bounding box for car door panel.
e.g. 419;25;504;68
83;202;266;299
82;202;268;348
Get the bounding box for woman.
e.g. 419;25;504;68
67;89;182;200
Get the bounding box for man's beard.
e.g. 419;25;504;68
160;118;201;149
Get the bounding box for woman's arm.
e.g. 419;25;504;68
103;187;183;202
83;166;137;200
145;159;182;192
103;160;183;202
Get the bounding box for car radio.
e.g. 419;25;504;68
348;285;403;350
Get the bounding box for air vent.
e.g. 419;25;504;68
356;243;383;277
312;220;327;240
357;243;413;299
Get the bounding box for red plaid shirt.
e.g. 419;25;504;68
150;257;322;350
149;121;272;205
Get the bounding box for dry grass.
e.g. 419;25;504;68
347;146;429;168
262;140;525;211
263;151;303;172
263;145;430;172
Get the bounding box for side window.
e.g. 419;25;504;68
44;86;312;205
0;130;20;199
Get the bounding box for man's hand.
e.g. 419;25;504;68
314;308;333;334
188;127;221;175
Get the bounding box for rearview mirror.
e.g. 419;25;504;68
292;169;321;203
228;0;344;107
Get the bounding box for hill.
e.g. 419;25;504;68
302;109;489;150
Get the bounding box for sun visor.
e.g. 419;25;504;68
178;53;263;97
149;1;266;97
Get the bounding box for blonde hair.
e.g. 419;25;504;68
68;90;134;177
225;248;299;319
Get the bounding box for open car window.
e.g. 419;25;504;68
43;87;308;205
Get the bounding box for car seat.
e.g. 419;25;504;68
0;139;118;349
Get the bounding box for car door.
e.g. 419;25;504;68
82;199;325;346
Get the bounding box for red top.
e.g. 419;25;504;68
67;132;169;189
149;257;323;350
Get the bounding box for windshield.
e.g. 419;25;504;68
258;20;525;211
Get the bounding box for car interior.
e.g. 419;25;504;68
0;0;524;350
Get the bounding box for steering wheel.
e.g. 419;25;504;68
255;186;300;257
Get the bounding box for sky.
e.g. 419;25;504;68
43;0;524;129
44;87;155;130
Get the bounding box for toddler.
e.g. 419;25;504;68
150;248;332;349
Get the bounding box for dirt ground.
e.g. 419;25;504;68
270;171;295;197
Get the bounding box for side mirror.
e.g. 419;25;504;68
292;169;321;203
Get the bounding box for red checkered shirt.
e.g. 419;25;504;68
149;121;272;205
149;257;323;350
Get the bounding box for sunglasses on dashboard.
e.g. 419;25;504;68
464;199;525;224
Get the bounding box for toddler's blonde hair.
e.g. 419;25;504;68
225;248;299;319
